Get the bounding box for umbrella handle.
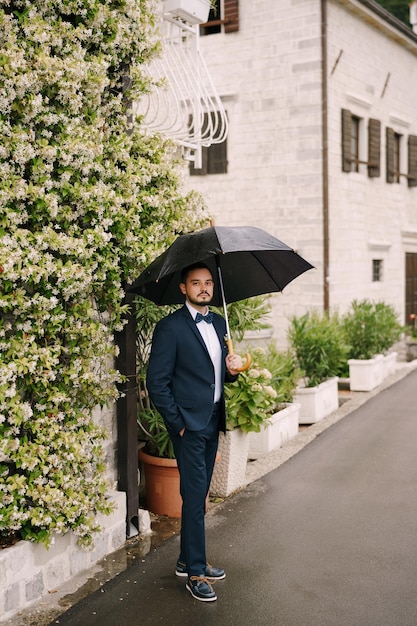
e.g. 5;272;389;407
226;338;252;372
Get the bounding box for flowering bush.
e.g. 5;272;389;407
225;351;278;433
0;0;207;545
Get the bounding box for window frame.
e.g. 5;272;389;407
372;259;383;282
200;0;239;36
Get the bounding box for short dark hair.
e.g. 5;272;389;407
180;262;213;284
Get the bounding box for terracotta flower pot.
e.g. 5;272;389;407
138;448;182;518
138;448;217;518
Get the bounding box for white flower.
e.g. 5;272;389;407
260;368;272;380
264;386;277;398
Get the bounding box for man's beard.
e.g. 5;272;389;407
188;292;213;307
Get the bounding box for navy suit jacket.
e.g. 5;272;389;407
146;305;237;435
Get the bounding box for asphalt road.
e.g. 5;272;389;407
48;368;417;626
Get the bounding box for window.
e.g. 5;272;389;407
200;0;239;36
189;111;228;175
372;259;383;282
386;127;402;183
341;109;362;173
387;129;417;186
342;110;382;178
343;112;416;187
201;0;221;35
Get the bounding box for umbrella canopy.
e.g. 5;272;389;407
127;225;314;306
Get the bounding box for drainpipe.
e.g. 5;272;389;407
321;0;330;312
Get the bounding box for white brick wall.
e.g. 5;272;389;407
327;0;417;315
183;0;417;344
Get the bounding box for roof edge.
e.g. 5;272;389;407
355;0;417;44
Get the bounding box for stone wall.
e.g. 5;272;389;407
183;0;417;345
326;0;417;315
0;398;126;623
0;490;126;623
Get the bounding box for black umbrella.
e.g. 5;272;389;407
128;225;314;370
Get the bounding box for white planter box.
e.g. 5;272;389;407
248;403;300;460
348;354;384;391
163;0;211;24
384;351;397;376
294;377;339;424
210;429;249;498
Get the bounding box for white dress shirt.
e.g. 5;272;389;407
186;302;222;403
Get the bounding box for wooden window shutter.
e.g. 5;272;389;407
341;108;352;172
408;135;417;188
367;118;381;178
224;0;239;33
386;127;395;183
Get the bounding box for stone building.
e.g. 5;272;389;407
182;0;417;344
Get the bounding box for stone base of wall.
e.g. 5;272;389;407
0;490;126;623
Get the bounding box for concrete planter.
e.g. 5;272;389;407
294;377;339;424
210;429;249;498
248;403;300;460
348;354;385;391
163;0;211;24
383;351;397;376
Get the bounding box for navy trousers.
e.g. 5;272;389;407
171;404;220;577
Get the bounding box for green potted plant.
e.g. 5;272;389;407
246;344;301;460
223;352;279;434
210;347;279;498
288;311;349;424
342;299;402;391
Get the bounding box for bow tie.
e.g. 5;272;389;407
195;311;213;324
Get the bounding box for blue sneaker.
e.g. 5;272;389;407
186;576;217;602
176;560;226;580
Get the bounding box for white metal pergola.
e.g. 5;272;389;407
132;1;228;168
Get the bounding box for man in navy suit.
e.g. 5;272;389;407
146;262;242;602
